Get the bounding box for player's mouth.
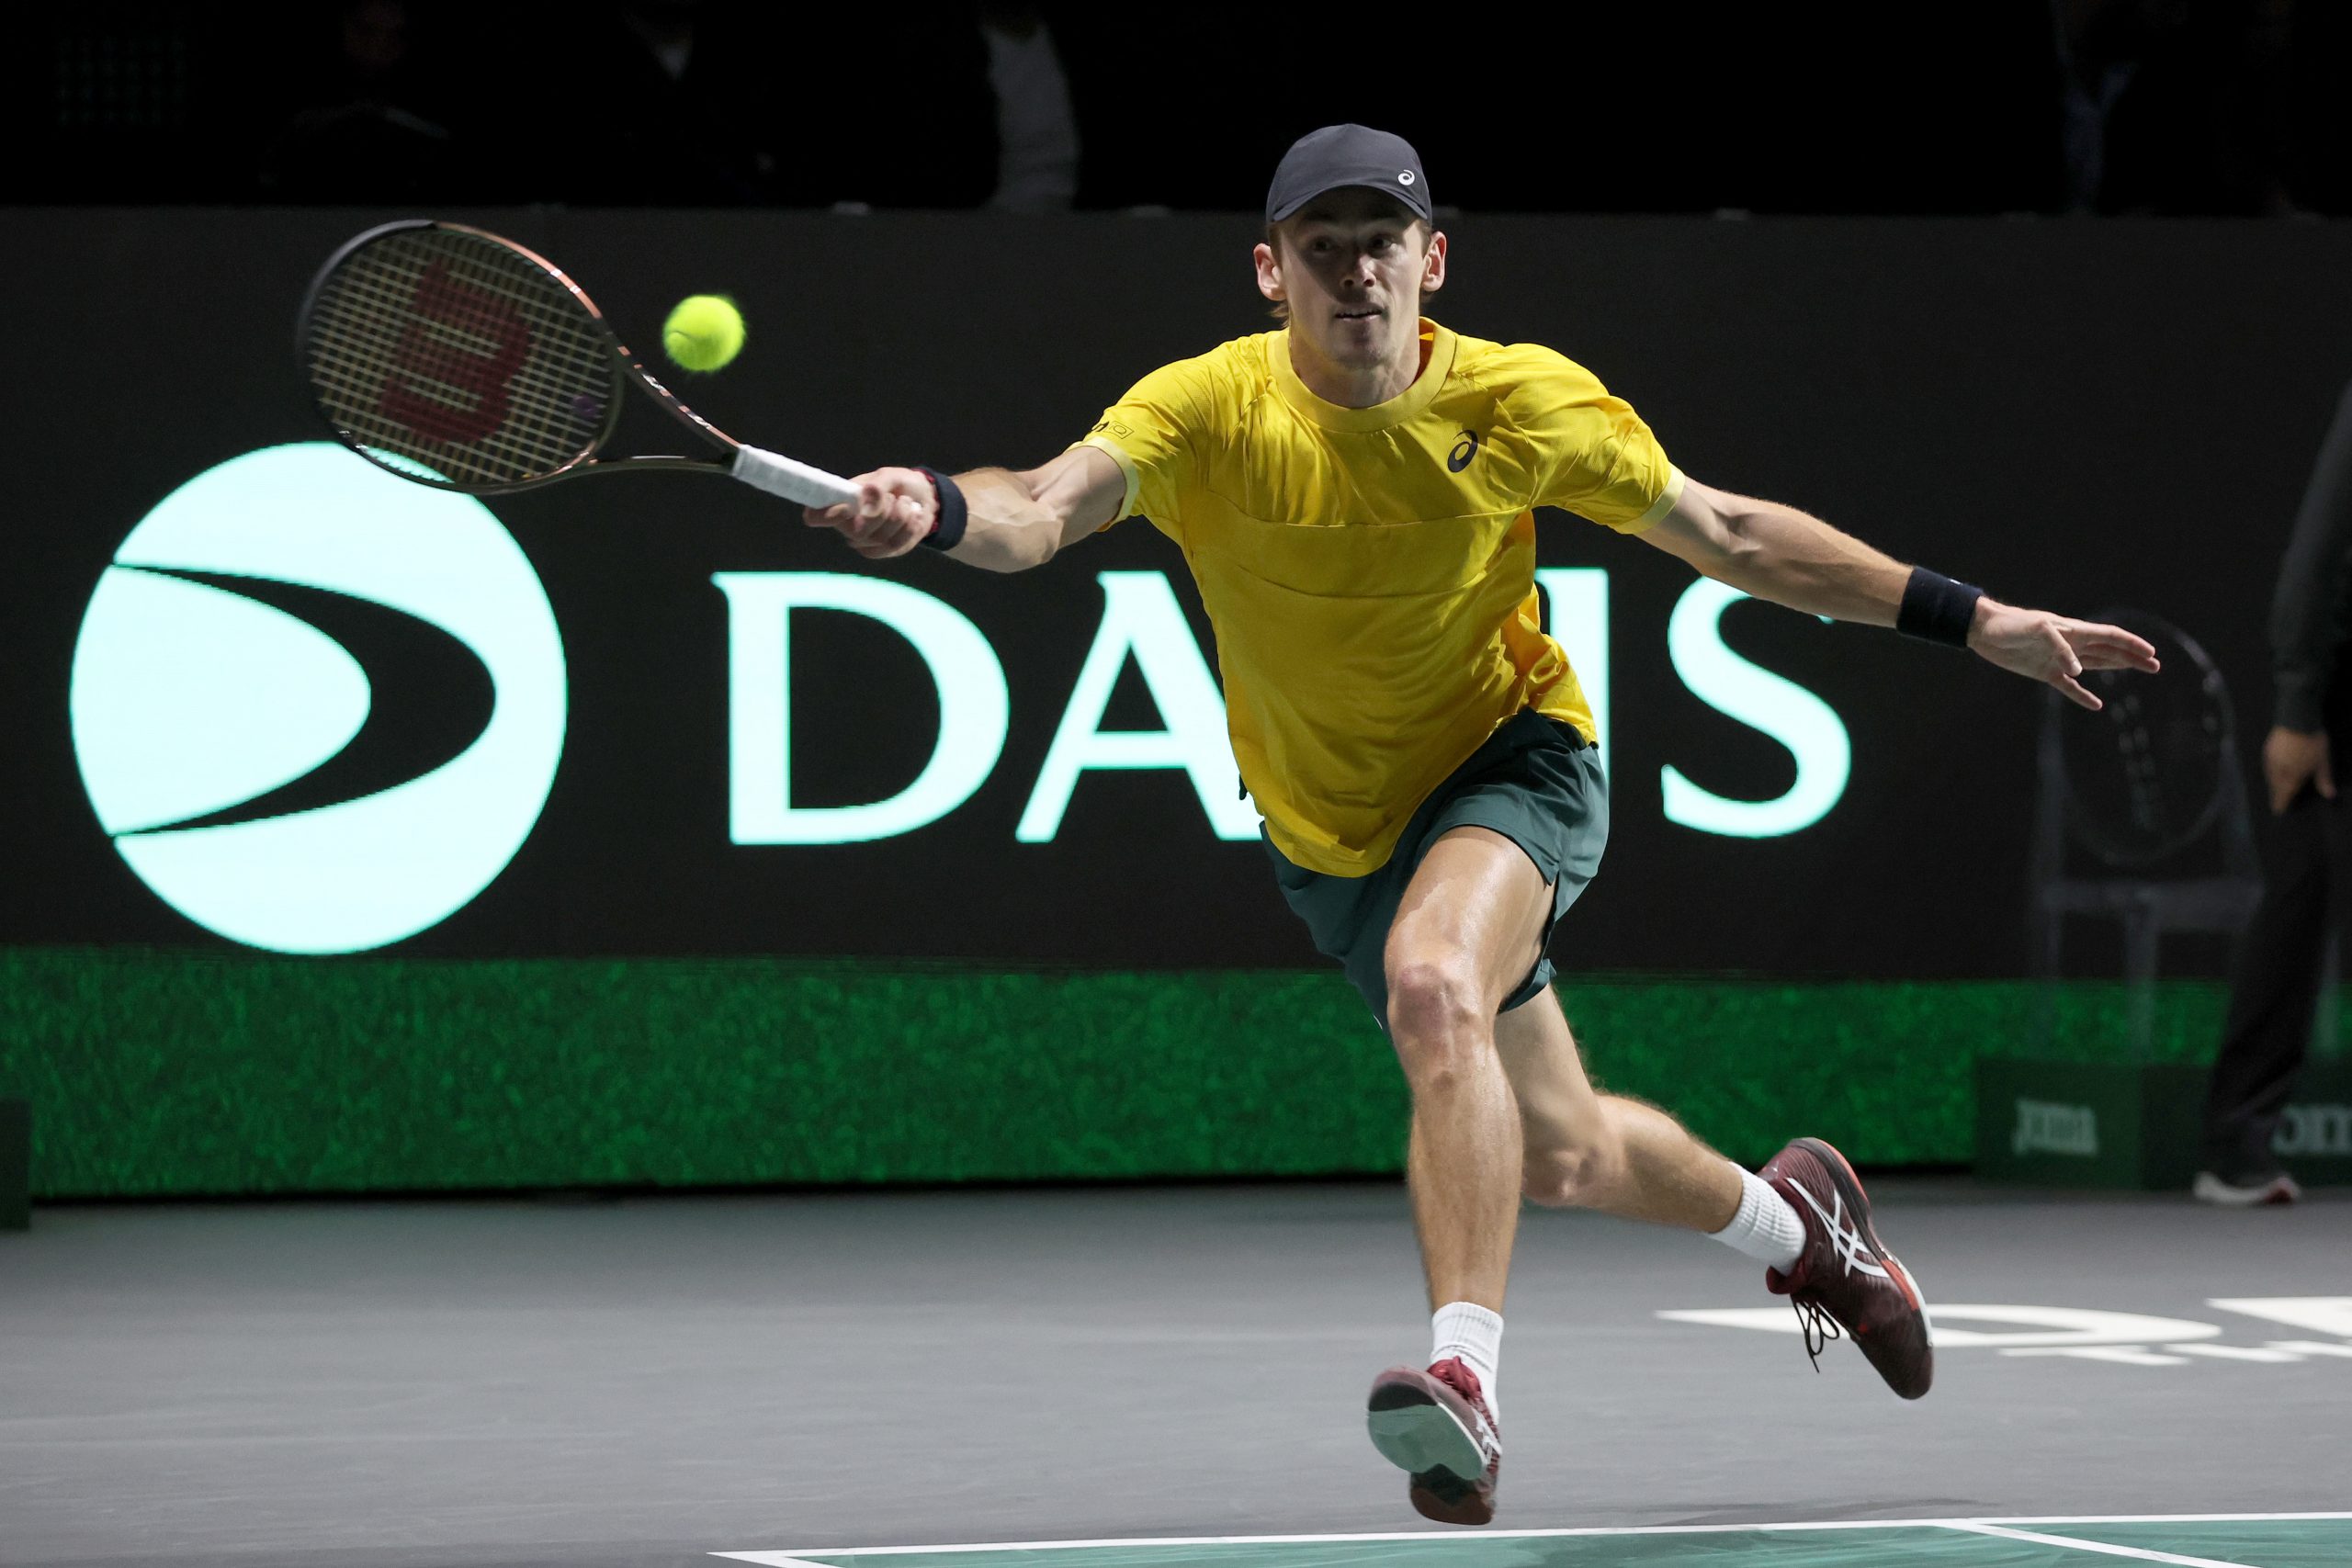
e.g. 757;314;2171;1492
1335;306;1383;321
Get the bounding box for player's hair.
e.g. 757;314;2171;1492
1261;214;1435;323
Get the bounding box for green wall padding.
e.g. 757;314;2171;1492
0;947;2245;1198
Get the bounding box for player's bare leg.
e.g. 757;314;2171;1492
1496;982;1936;1400
1492;989;1741;1230
1383;827;1554;1312
1363;826;1549;1525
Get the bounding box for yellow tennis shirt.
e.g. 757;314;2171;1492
1077;319;1682;877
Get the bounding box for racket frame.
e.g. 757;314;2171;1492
298;219;765;496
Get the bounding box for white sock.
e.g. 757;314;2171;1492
1430;1301;1503;1419
1708;1165;1806;1272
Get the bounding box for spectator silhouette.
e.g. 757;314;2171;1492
262;1;469;202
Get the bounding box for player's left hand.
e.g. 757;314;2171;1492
1968;600;2160;711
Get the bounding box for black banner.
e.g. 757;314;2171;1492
7;210;2349;976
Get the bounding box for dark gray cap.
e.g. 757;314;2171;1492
1264;124;1431;224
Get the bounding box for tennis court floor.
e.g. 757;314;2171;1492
723;1515;2352;1568
6;1179;2346;1568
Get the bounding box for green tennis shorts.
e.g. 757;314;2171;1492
1263;710;1608;1031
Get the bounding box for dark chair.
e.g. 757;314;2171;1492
2030;610;2263;1055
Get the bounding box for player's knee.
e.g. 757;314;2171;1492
1385;955;1485;1077
1374;959;1486;1104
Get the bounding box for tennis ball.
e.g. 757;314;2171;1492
662;294;745;372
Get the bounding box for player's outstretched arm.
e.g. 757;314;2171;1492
1641;476;2159;711
801;446;1126;572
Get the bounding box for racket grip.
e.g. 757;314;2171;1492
731;446;862;510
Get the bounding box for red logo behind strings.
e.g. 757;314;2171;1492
379;260;531;446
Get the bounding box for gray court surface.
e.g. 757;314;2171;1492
3;1179;2346;1568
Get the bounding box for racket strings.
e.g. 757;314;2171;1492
322;237;606;484
313;259;590;488
322;234;607;481
305;227;618;489
2059;631;2229;867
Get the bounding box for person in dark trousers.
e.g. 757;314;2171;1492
2199;378;2352;1206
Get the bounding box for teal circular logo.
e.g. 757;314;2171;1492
69;443;567;953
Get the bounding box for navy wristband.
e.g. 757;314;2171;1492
914;467;968;551
1896;567;1984;649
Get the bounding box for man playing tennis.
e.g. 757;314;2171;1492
805;125;2160;1526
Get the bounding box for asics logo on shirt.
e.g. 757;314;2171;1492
1786;1180;1891;1280
1447;430;1480;472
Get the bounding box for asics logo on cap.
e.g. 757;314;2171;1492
1265;124;1430;221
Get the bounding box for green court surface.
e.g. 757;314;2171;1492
718;1515;2352;1568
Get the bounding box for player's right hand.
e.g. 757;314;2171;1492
804;467;937;559
2264;725;2335;815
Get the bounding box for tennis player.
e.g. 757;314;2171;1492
806;125;2160;1526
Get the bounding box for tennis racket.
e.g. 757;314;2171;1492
2053;607;2233;868
297;219;856;507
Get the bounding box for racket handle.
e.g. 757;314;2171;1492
731;445;862;510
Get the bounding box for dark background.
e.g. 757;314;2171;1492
5;209;2346;977
6;2;2348;217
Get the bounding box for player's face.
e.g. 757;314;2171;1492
1257;191;1446;368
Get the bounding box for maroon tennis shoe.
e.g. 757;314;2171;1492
1760;1136;1935;1399
1365;1358;1500;1526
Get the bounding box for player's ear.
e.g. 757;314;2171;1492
1421;228;1447;296
1254;239;1285;306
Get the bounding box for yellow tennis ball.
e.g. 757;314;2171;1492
662;294;745;372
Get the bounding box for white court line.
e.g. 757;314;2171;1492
1946;1522;2266;1567
713;1510;2352;1562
